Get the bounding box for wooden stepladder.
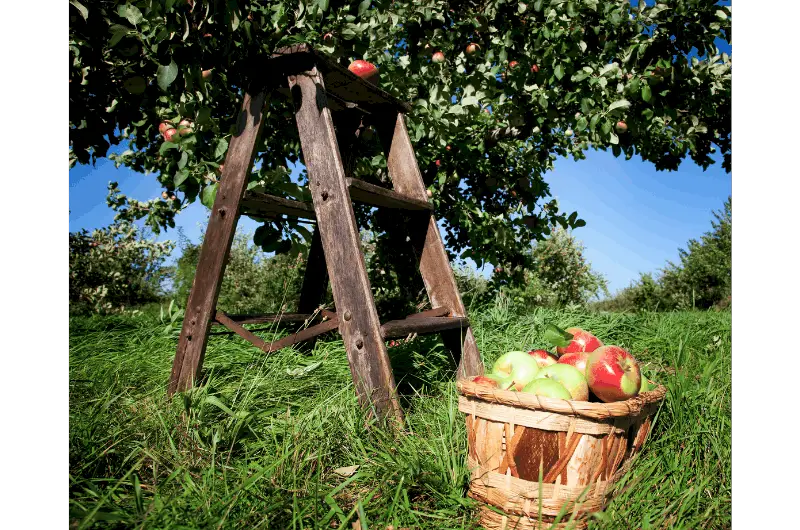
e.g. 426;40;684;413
168;44;483;421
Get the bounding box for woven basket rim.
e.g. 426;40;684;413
457;378;667;419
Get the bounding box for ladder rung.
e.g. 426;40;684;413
347;178;433;211
268;44;412;114
381;316;469;340
211;312;317;326
240;191;316;220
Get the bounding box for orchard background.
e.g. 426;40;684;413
69;0;732;528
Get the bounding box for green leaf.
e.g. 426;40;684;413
174;169;189;187
196;107;211;125
178;151;188;169
108;24;130;47
358;0;371;16
157;60;179;91
125;4;143;26
641;84;652;102
201;182;218;209
608;99;630;112
543;324;574;349
69;0;88;20
609;131;619;145
554;64;565;80
214;138;229;159
575;116;587;131
573;219;586;228
159;141;179;155
534;0;544;12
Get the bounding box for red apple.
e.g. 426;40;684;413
432;51;445;64
531;64;540;73
509;60;519;69
556;327;604;356
494;266;503;273
163;128;178;142
472;375;499;388
323;32;334;41
446;145;451;151
466;43;480;55
178;119;193;136
585;345;642;403
348;60;379;84
159;121;173;135
202;69;213;80
558;351;589;374
615;121;628;133
426;189;433;198
528;349;557;369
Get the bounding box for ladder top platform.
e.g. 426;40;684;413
262;44;412;114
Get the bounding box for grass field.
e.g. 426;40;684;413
69;304;731;529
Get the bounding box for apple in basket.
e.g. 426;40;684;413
535;364;589;401
472;374;513;390
556;327;604;356
586;345;642;402
521;378;572;399
558;351;589;374
492;351;540;391
528;349;558;369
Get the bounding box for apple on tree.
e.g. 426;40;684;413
586;345;642;402
163;128;179;142
178;119;193;136
432;51;446;64
466;43;480;55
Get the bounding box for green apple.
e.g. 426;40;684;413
492;351;540;391
639;377;657;393
535;364;589;401
521;378;572;399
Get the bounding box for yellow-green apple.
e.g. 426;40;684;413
492;351;540;391
348;60;379;84
556;327;603;356
585;346;642;402
178;119;193;136
558;351;589;373
528;349;557;369
639;377;657;393
521;378;571;399
535;364;589;401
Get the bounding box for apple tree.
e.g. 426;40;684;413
69;0;731;303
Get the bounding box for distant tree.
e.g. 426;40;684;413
69;220;174;313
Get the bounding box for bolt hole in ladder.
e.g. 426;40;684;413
168;44;483;422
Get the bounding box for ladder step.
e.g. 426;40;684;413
211;312;318;326
347;178;433;211
381;316;469;340
268;44;411;114
240;191;316;220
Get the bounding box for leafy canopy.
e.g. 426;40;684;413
69;0;731;276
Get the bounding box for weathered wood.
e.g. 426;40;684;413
375;112;484;379
240;190;316;220
381;316;469;339
296;227;331;352
407;307;450;319
210;313;314;326
262;317;340;353
346;178;434;211
214;311;271;350
289;68;402;422
168;90;269;396
267;44;411;114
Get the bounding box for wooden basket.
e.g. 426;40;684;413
457;379;667;529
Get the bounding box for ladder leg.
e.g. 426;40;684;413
375;113;484;380
288;70;403;423
168;90;269;396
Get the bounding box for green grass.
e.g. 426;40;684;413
69;305;731;529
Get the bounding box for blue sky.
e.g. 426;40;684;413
69;146;730;296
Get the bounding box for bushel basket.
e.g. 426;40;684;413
457;379;667;529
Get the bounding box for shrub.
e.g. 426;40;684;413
69;221;174;314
